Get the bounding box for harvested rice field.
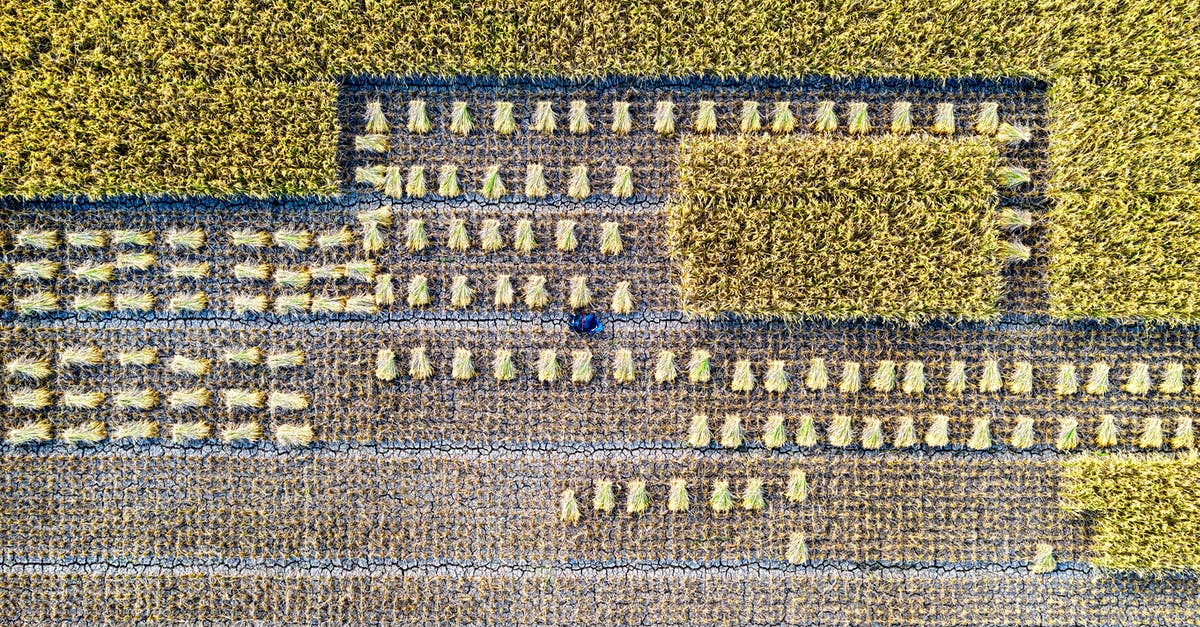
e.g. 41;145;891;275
2;3;1199;625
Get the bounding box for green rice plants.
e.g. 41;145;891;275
764;360;788;394
536;349;561;383
447;218;470;251
611;101;632;136
719;414;743;449
926;414;951;447
407;100;431;134
687;350;712;384
62;420;106;446
559;489;581;525
1056;417;1079;451
612;349;635;383
1160;363;1185;395
894;416;918;448
847;102;870;135
997;165;1032;188
119;348;159;367
686;414;711;448
525;164;548;198
1172;416;1194;449
232;294;268;315
167;388;210;409
65;231;105;248
556;219;578;252
611;281;634;314
234;263;271;281
404;219;429;252
357;207;392;254
901;361;924;395
839;362;862;394
168;354;211;377
653;101;675;136
668;479;690;513
611;166;634;199
355;165;386;187
354;134;388;153
16;292;58;315
969;417;992;450
408;346;433;380
266;351;303;370
438;165;462;197
946;360;967;395
795;414;818;447
975;102;1000;135
1010;416;1035;449
762;413;787;449
111;421;158;440
274;268;311;289
786;533;808;565
571;350;594;383
1086;362;1111;395
999;208;1033;231
996;123;1031;145
523;275;549;309
406;166;427;198
731;359;755;392
1096;413;1119;447
1138;416;1164;449
1003;240;1031;263
694;100;717;134
1030;544;1056;574
405;275;429;306
654;351;677;384
170;263;210;279
1056;364;1079;396
449;275;474;308
344;261;377;284
805;358;828;390
273;293;310;314
741;478;765;511
493;101;517;135
6;420;52;445
220;422;262;443
267;391;309;412
513;219;537;253
828;414;853;447
813;101;837;133
979;359;1002;393
871;360;896;393
932;103;955;135
375;348;398;381
568;165;590;200
785;467;808;503
480;166;506;200
493;274;514;307
275;424;315;447
59;345;102;368
626;480;649;515
533;101;556;134
593;480;615;513
770;101;795;134
890;101;912;134
450;348;475;381
13;260;60;281
861;418;884;450
568;276;592;309
480;219;503;252
708;480;734;514
1124;363;1152;395
599;221;623;255
9;388;52;410
364;100;389;134
5;358;52;381
1009;362;1034;394
386;164;408;197
568;100;591;135
449;101;472;136
739;100;761;133
115;252;155;271
171;421;211;443
114;389;159;411
110;230;152;247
